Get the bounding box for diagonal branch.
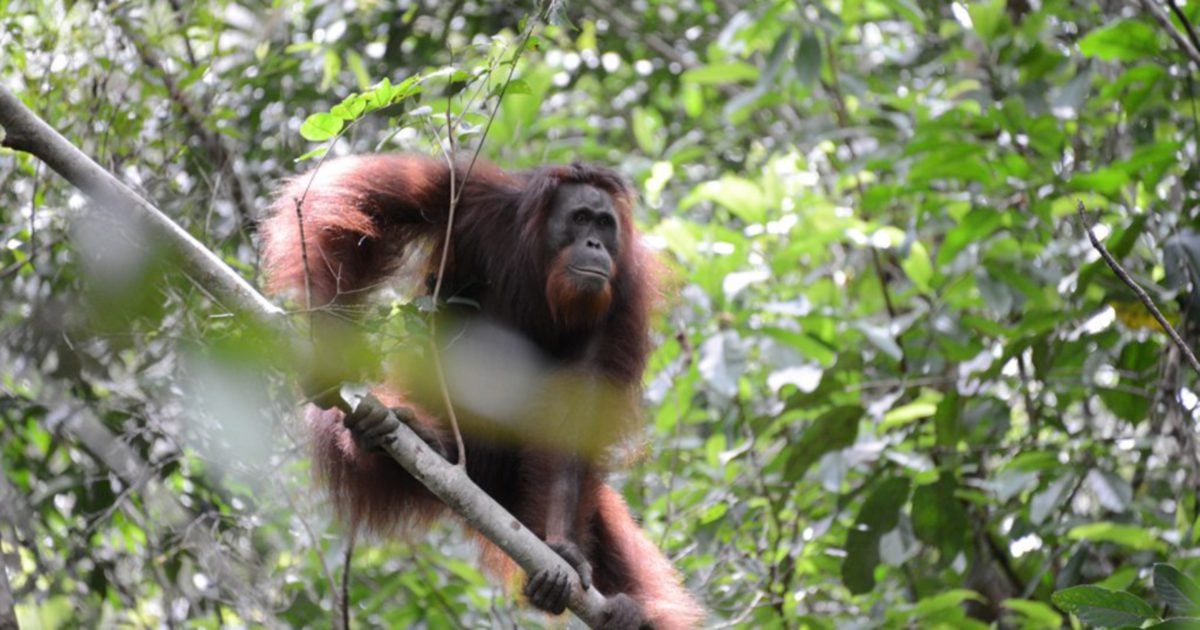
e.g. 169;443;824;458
1167;0;1200;58
1076;200;1200;375
1141;0;1200;67
0;84;280;322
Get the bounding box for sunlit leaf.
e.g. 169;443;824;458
681;62;760;85
680;176;768;223
299;112;344;141
902;241;934;292
1004;598;1066;629
1066;522;1163;551
1079;20;1161;61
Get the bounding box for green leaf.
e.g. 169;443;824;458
330;94;366;120
842;476;910;594
902;241;934;292
1097;566;1140;592
1004;598;1067;629
968;0;1007;43
879;0;925;32
1079;20;1161;61
1004;451;1061;472
912;589;983;615
937;207;1004;267
795;31;822;85
298;112;344;142
1052;585;1157;628
1155;564;1200;616
1097;341;1157;425
1069;167;1130;195
346;51;370;90
1067;522;1162;551
933;389;962;447
760;326;836;366
294;146;329;162
320;49;341;92
909;149;990;185
700;502;728;524
911;474;967;559
881;397;939;431
784;405;862;481
631;106;665;156
680;176;767;223
364;78;394;110
681;62;760;85
392;75;421;101
1113;65;1166;114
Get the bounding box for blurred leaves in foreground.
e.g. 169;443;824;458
5;0;1200;627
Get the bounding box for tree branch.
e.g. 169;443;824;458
0;84;279;323
42;398;273;615
0;82;612;628
364;398;611;626
1167;0;1200;60
1076;200;1200;375
1142;0;1200;67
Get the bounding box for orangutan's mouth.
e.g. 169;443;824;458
569;266;610;280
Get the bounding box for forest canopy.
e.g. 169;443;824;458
3;0;1200;628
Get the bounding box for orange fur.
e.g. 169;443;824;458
261;155;704;627
545;249;614;331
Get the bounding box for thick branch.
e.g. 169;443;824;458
375;415;610;627
0;84;280;322
0;81;611;628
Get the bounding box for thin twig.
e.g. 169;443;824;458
276;477;340;621
1076;200;1200;375
291;110;365;319
821;32;907;372
1016;355;1042;438
114;14;255;229
1168;0;1200;60
1142;0;1200;67
432;68;469;467
426;3;551;468
457;2;551;189
294;199;314;314
341;531;355;630
29;160;39;268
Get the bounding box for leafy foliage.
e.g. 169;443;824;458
4;0;1200;627
1050;563;1200;628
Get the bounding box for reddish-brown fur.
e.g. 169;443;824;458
545;248;615;331
261;154;702;628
